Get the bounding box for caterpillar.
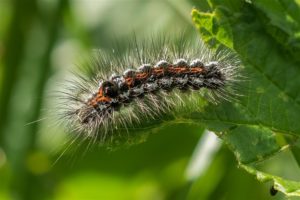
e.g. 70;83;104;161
58;35;241;145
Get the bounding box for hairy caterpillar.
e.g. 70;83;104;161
58;35;241;145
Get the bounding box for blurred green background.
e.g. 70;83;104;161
0;0;298;200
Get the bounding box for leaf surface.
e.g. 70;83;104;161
191;0;300;196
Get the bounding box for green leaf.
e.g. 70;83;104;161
192;0;300;163
241;164;300;197
251;0;300;59
191;0;300;196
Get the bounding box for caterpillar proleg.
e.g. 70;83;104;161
58;35;241;144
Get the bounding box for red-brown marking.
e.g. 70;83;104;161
125;77;134;87
96;96;111;102
190;67;205;74
167;66;189;74
88;87;112;107
152;68;164;76
135;72;149;80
